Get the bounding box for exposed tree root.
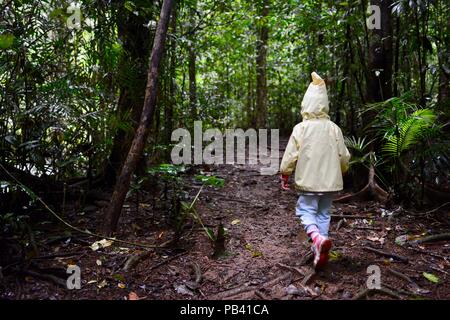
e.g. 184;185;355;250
335;166;388;203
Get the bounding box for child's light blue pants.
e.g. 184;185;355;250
295;194;334;237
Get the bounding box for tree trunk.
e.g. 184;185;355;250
102;0;174;235
188;2;197;121
164;3;177;154
255;0;269;129
437;16;450;109
104;0;152;184
366;0;393;103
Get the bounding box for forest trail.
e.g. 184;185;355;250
2;140;449;300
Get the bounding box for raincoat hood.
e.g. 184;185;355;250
301;72;329;120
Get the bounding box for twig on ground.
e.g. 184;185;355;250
352;226;382;231
336;218;345;231
23;269;67;287
430;266;450;276
123;251;153;272
406;246;448;260
209;271;294;300
387;268;417;285
190;262;203;284
363;247;409;263
406;202;450;216
331;214;375;219
254;290;270;300
301;269;316;286
299;251;314;265
32;250;87;260
411;233;450;244
275;263;306;278
352;287;402;300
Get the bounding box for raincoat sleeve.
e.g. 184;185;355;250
279;125;302;176
335;126;351;174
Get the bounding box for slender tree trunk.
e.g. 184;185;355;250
393;16;400;97
245;58;254;128
164;3;177;152
104;0;152;184
255;0;269;129
437;16;450;108
102;0;174;235
366;0;393;103
188;2;197;121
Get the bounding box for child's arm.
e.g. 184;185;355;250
279;126;301;188
335;127;351;174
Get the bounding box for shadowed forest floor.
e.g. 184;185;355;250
1;141;449;300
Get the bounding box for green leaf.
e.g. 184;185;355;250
124;1;136;12
205;227;216;241
0;33;15;49
195;175;225;187
422;272;439;284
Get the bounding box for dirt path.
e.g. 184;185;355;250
1;142;449;300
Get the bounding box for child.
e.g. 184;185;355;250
279;72;350;270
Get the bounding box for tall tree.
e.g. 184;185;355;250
255;0;269;129
188;1;198;120
103;0;174;235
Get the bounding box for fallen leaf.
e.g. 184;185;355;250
118;282;126;289
96;259;102;266
231;219;240;225
329;250;342;261
97;279;108;288
90;239;114;251
174;284;194;296
422;272;439;284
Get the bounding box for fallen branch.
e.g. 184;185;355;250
387;268;416;285
330;214;374;219
301;269;316;286
143;251;188;281
190;262;203;284
352;287;402;300
411;233;450;244
33;250;87;260
299;251;314;265
430;266;450;276
406;246;448;260
209;271;293;300
352;226;382;231
254;290;270;300
23;270;67;288
363;247;409;263
123;251;153;272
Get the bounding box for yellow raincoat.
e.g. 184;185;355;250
280;72;351;192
